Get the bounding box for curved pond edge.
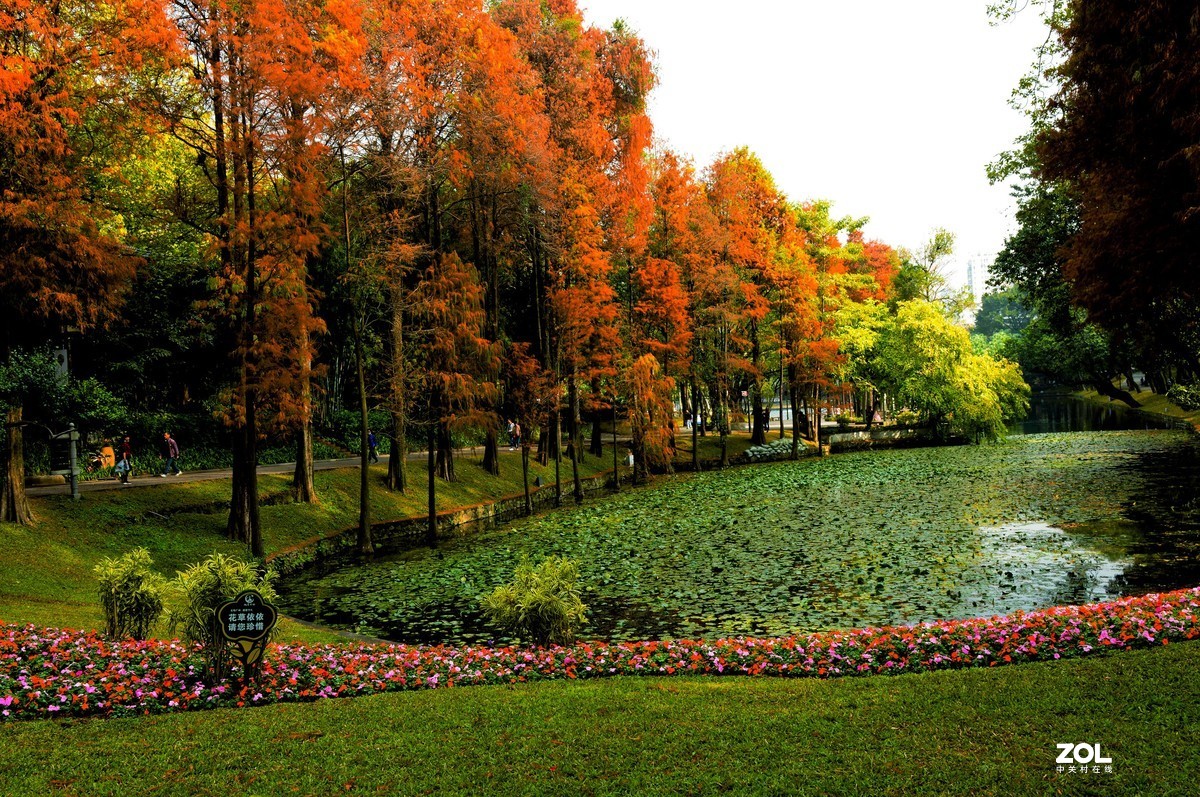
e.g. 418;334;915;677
267;430;944;580
4;586;1198;721
266;441;824;578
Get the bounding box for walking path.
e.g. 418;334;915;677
24;448;492;497
26;427;767;498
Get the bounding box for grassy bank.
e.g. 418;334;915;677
0;448;613;643
2;641;1197;795
0;429;762;644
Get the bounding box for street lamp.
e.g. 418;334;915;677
6;420;82;500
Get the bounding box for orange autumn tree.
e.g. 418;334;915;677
646;150;719;470
626;353;675;482
591;17;655;458
843;231;900;303
705;148;781;452
162;0;357;553
271;0;367;505
361;0;542;485
0;0;173;524
409;252;500;542
494;0;652;504
769;212;821;459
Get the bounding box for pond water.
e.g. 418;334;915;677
277;419;1200;645
1011;391;1180;435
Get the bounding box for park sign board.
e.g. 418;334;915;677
217;590;278;671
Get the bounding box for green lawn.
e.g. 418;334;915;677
0;449;610;644
673;428;759;464
1;642;1197;795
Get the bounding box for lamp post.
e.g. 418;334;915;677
65;423;79;500
8;420;82;500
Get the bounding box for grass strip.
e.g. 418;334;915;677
0;641;1197;796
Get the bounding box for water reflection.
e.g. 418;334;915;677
1011;392;1177;435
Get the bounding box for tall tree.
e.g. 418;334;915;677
410;253;499;541
0;0;171;524
705;148;781;447
161;0;353;553
1038;1;1200;370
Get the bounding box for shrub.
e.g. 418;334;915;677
94;548;166;640
1167;383;1200;411
893;408;922;427
167;553;277;677
834;413;856;430
481;556;588;647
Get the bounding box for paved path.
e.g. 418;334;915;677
27;427;782;498
25;449;492;497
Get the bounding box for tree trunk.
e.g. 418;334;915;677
228;431;251;544
482;426;500;476
813;384;825;457
788;368;801;460
1;407;33;526
536;422;551;466
522;445;532;516
1091;377;1141;409
589;415;604;458
293;419;316;503
717;385;729;469
553;409;561;508
750;328;766;446
227;409;261;556
691;380;700;472
612;401;620;490
355;321;373;556
386;286;407;492
387;411;407;492
435;422;455;481
588;377;604;458
426;420;437;544
568;374;583;504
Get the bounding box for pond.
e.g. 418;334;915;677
1011;391;1180;435
276;427;1200;645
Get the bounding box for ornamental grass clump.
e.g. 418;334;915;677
481;556;588;647
166;553;277;679
94;548;166;640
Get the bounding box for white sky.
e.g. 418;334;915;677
580;0;1049;290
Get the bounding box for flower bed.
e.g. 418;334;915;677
3;587;1199;722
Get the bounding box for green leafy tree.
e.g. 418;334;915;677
973;288;1034;338
874;301;1029;441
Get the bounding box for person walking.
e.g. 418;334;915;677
116;435;133;485
367;429;379;463
159;432;182;476
511;421;521;450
